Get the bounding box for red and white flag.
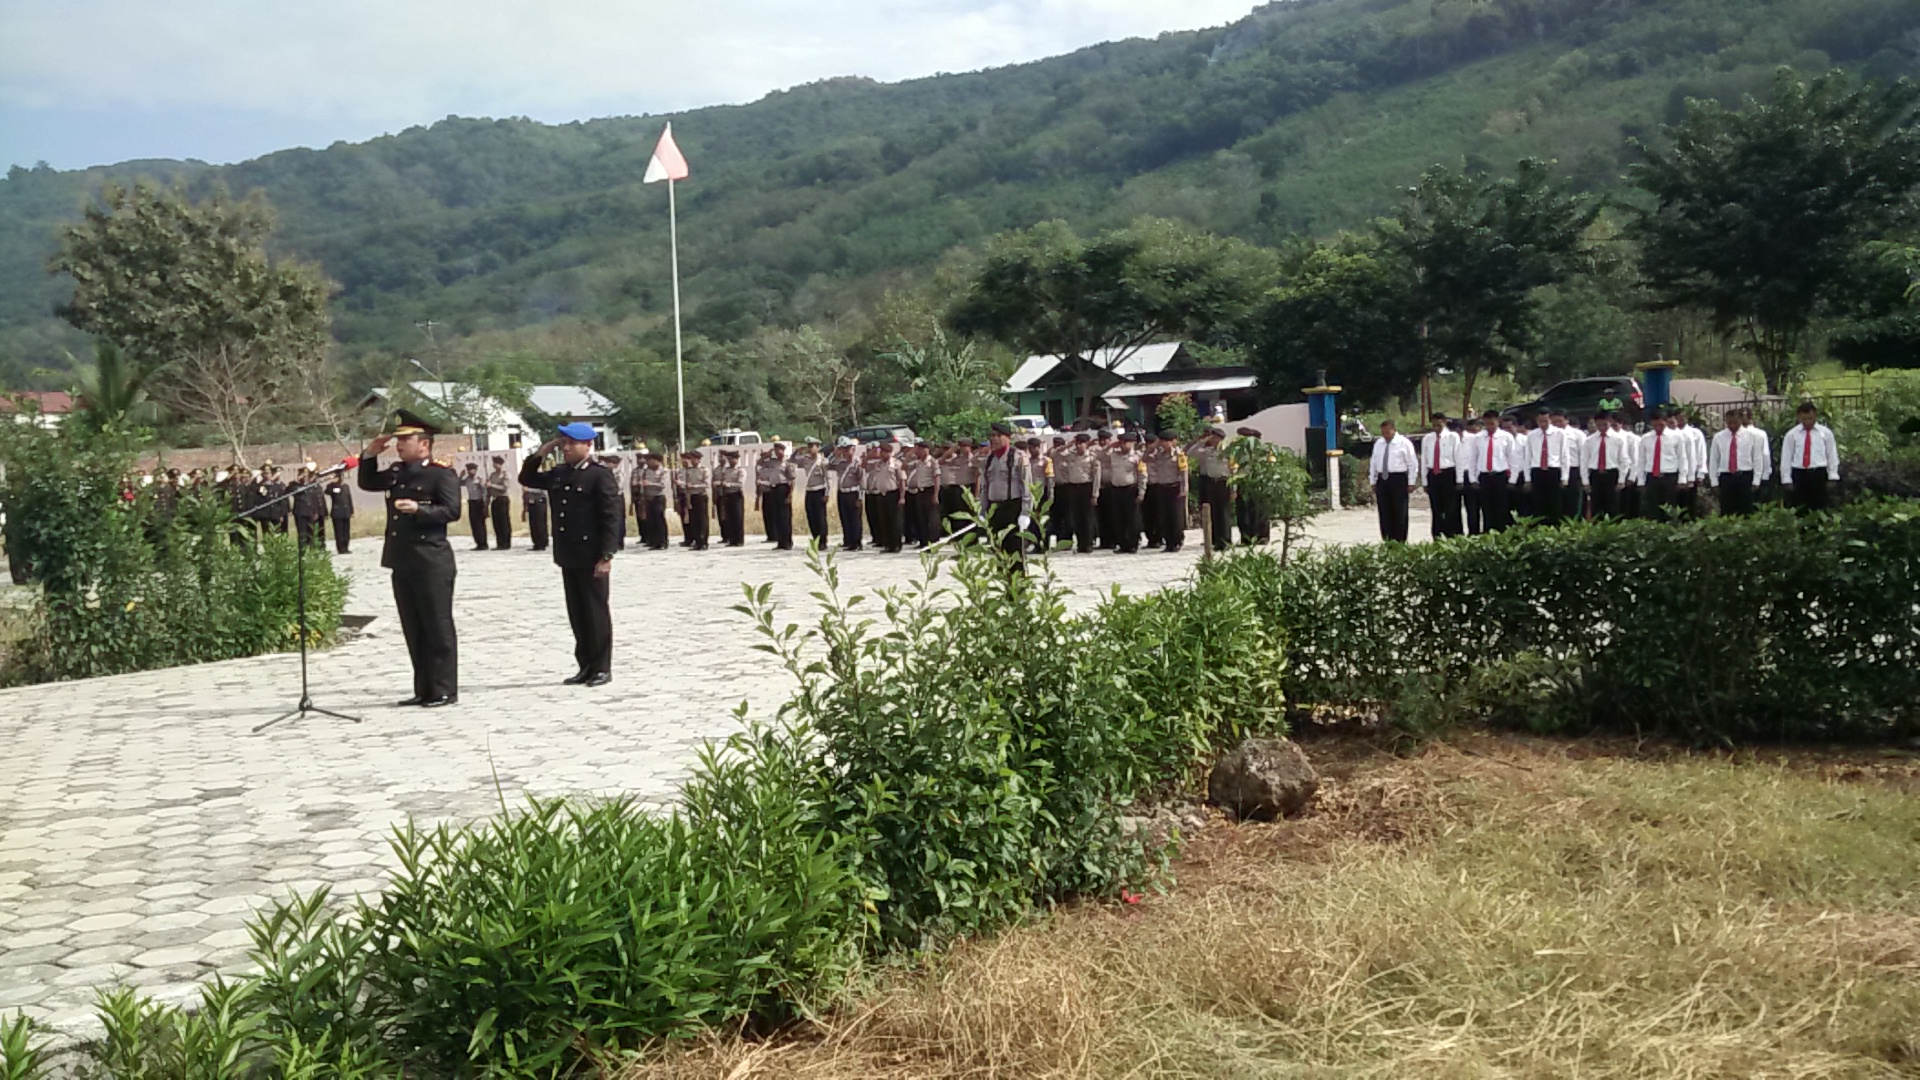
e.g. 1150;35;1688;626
643;123;689;183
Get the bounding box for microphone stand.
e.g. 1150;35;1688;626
237;466;366;734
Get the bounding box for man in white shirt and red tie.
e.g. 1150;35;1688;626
1638;410;1683;516
1581;411;1635;519
1780;402;1841;513
1524;411;1569;524
1552;410;1586;521
1709;408;1771;516
1369;418;1418;543
1417;412;1463;538
1669;410;1708;519
1468;410;1518;532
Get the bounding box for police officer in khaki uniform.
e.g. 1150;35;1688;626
937;439;977;537
460;463;488;550
1143;431;1188;553
792;437;831;548
1099;432;1144;553
675;451;712;550
1053;433;1101;553
903;442;940;548
712;450;746;546
486;456;513;549
520;423;622;686
976;422;1034;569
831;440;865;551
358;410;462;707
633;452;670;550
755;442;797;550
862;442;906;553
1186;426;1232;553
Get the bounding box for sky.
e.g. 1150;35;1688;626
1;0;1260;171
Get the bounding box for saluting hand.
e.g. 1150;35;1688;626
366;434;393;455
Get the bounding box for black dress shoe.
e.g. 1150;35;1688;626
582;672;612;688
421;695;458;708
562;671;590;685
396;696;424;707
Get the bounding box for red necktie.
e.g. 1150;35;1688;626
1728;431;1738;472
1801;428;1812;469
1432;436;1440;472
1539;433;1548;469
1486;434;1494;471
1598;434;1607;471
1653;433;1663;474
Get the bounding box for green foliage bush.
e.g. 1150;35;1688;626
1239;502;1920;743
0;423;345;684
21;532;1282;1078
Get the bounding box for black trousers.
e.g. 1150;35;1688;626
1561;475;1584;522
684;493;711;548
467;499;488;548
1644;474;1678;517
1199;476;1232;552
1789;468;1830;513
1100;488;1141;553
330;515;352;554
1530;469;1562;524
1146;483;1183;551
392;560;457;701
294;515;323;547
1718;471;1756;516
762;485;794;549
865;492;903;552
528;500;550;550
1480;473;1512;532
804;488;829;547
988;499;1026;573
1374;473;1410;542
638;495;668;549
717;491;746;546
1426;470;1459;538
838;491;864;550
1589;471;1620;519
906;488;938;547
939;485;968;536
560;563;612;676
489;496;511;549
1462;483;1484;535
1059;481;1095;552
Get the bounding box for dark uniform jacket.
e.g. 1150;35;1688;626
519;455;622;569
326;479;355;518
358;457;462;570
292;482;327;520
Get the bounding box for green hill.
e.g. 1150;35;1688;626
3;0;1917;387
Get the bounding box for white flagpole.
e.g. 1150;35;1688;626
669;175;686;456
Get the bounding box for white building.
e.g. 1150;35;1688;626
360;382;619;451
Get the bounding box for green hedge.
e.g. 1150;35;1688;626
1232;501;1920;743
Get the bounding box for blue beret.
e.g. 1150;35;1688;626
557;422;597;442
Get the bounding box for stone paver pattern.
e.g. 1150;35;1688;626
0;507;1411;1038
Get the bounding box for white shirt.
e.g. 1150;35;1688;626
1417;429;1463;485
1558;426;1587;481
1670;422;1707;483
1709;426;1772;484
1581;428;1636;480
1779;423;1840;481
1368;433;1418;482
1636;428;1682;482
1464;429;1519;480
1524;427;1571;480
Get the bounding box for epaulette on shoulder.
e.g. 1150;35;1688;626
429;458;454;469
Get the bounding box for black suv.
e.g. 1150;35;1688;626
1500;376;1644;425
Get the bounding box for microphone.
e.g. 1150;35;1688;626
315;456;361;477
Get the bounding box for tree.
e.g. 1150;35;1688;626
882;329;1007;430
59;339;149;435
1384;159;1598;415
49;183;332;460
1243;237;1424;410
1631;70;1920;393
946;218;1271;419
764;326;860;436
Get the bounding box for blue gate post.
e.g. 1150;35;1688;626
1637;357;1679;417
1305;381;1342;510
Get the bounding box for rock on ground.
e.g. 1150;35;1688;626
1207;737;1319;821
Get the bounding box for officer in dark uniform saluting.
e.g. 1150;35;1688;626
358;409;462;707
520;423;623;686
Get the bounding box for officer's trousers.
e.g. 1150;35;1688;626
561;563;613;677
762;485;793;549
392;560;458;701
804;488;829;547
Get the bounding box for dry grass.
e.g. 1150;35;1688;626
624;736;1920;1080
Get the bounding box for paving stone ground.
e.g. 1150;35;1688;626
0;506;1418;1039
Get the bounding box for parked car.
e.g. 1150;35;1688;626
838;423;917;445
1003;414;1057;438
1499;376;1645;425
706;429;763;445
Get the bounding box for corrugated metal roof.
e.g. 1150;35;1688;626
1003;341;1186;393
1100;373;1257;401
527;385;616;417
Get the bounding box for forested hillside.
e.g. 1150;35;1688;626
3;0;1917;389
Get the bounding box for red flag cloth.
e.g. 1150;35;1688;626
644;123;690;183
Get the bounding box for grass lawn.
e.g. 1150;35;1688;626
629;733;1920;1079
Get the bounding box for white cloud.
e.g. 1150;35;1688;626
1;0;1258;163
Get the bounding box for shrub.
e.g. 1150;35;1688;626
1247;502;1920;743
0;423;344;684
